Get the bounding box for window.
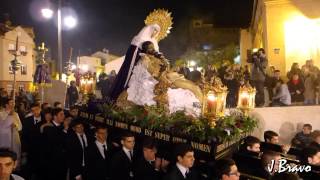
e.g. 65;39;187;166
9;65;13;74
21;64;27;75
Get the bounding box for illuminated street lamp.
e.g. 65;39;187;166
41;0;77;80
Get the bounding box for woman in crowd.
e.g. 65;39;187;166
287;73;305;105
287;62;303;81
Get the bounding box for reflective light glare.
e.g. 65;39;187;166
71;64;77;70
207;94;216;101
285;14;320;71
41;8;53;19
64;16;77;28
189;60;196;66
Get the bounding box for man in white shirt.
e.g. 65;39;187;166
66;120;90;180
0;148;24;180
86;125;113;180
110;132;136;180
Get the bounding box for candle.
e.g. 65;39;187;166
242;97;248;106
241;92;249;107
207;93;216;113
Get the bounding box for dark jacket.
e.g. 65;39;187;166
66;131;92;180
287;79;305;102
42;122;68;180
110;149;137;180
86;141;114;180
134;158;161;180
163;165;199;180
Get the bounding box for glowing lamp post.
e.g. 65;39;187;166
237;86;256;116
202;79;228;127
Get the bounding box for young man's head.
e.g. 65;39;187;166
275;79;284;88
258;48;265;57
261;151;281;174
174;144;195;169
69;106;79;118
311;130;320;145
142;138;157;161
52;108;65;124
95;125;108;143
72;120;85;135
43;108;52;123
215;158;240;180
3;98;14;111
53;101;62;108
31;102;41;118
274;70;281;79
0;148;18;180
41;102;50;111
302;124;312;135
121;132;135;151
302;147;320;165
244;136;261;153
264;131;279;144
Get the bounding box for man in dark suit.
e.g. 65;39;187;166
163;144;199;180
67;120;91;180
110;132;137;180
42;108;67;180
86;125;113;180
21;102;44;180
134;138;162;180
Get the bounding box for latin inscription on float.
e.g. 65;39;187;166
191;141;211;153
115;122;128;130
105;119;113;126
80;112;88;119
145;129;153;136
95;115;104;123
89;114;95;120
130;125;142;134
172;137;187;143
154;132;170;142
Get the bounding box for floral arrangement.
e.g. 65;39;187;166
97;103;258;143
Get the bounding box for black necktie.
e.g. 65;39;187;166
150;160;155;167
80;135;86;148
129;150;133;161
185;170;191;179
103;145;108;159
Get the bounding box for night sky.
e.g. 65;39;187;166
1;0;254;61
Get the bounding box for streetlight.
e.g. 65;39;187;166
64;16;77;29
41;0;77;80
8;36;28;104
41;8;53;19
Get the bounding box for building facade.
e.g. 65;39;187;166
0;26;36;92
240;0;320;74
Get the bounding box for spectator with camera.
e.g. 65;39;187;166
248;48;268;107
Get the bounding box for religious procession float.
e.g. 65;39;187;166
77;9;258;161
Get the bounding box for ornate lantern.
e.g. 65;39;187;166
237;86;256;116
202;77;228;127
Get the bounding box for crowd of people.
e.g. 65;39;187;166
174;48;320;108
0;96;319;180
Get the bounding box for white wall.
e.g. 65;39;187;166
251;106;320;144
